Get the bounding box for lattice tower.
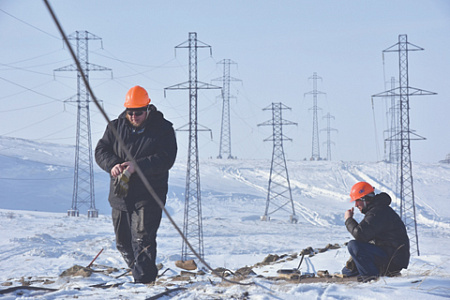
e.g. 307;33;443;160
321;113;337;161
212;59;241;159
55;31;111;218
165;32;221;261
258;103;297;223
304;73;325;161
373;34;436;256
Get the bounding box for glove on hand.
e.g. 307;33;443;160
113;169;131;197
345;257;356;272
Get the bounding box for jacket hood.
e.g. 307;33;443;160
363;192;392;213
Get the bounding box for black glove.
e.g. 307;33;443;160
113;169;131;197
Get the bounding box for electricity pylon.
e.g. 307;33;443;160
305;72;325;161
55;31;111;218
385;77;400;163
258;102;297;223
372;34;436;256
165;32;221;261
321;113;337;161
212;59;241;159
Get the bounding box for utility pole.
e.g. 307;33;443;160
165;32;221;261
258;102;297;223
321;113;337;161
212;59;241;159
372;34;436;256
305;72;325;161
55;31;111;218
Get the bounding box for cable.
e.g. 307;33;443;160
0;8;61;40
0;100;56;112
0;76;64;102
42;0;254;287
0;177;72;181
93;49;178;70
1;111;63;136
0;50;68;67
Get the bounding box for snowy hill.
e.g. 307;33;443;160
0;136;449;299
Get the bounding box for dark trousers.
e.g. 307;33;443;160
112;206;163;283
344;240;388;277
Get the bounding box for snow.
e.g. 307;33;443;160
1;135;450;299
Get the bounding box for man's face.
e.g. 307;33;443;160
126;109;147;127
354;199;366;212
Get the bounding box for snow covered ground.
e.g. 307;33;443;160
1;136;450;299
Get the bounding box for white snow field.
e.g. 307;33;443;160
0;136;449;299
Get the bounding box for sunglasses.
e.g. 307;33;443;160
127;110;145;116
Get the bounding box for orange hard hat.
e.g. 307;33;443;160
124;86;151;108
349;182;375;202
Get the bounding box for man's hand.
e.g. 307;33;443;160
120;161;135;174
111;163;125;178
345;207;354;220
113;169;131;197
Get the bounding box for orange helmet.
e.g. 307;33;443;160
124;86;151;108
350;182;375;202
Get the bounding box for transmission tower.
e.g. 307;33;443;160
258;102;297;223
165;32;221;261
384;77;401;206
55;31;111;218
304;72;325;161
212;59;241;159
385;77;400;163
373;34;436;256
321;113;337;161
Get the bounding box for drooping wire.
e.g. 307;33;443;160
0;8;61;40
42;0;254;286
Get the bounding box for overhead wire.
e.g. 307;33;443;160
0;76;65;102
1;110;64;136
0;50;69;69
0;8;61;40
42;0;254;287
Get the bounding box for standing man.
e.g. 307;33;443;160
342;181;410;282
95;85;177;284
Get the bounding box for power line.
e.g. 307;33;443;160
0;8;61;40
1;111;63;136
0;76;64;102
0;49;67;66
0;176;72;181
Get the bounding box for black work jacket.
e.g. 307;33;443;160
345;192;410;271
95;105;177;211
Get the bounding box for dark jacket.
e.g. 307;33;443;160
95;105;177;211
345;192;410;271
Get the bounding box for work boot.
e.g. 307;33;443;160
357;275;378;283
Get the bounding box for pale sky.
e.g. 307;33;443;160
1;0;449;163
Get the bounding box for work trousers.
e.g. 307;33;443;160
344;240;388;277
112;206;163;283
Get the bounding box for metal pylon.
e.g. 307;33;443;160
212;59;241;159
321;113;337;161
304;72;325;161
258;102;297;223
165;32;221;261
385;77;400;164
55;31;111;218
372;34;436;256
